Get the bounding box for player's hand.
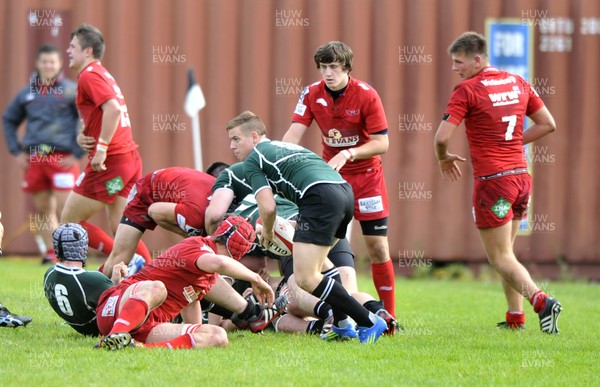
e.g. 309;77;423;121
91;149;108;171
15;153;30;169
258;228;275;250
111;262;129;285
77;133;96;152
59;154;79;168
251;277;275;306
437;153;466;181
327;152;348;172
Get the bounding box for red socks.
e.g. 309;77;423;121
109;297;149;334
506;311;525;327
144;333;195;349
372;261;396;317
529;290;548;313
80;221;114;255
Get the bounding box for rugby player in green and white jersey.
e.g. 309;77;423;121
43;223;118;336
224;111;387;344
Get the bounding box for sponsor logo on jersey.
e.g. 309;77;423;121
316;98;328;107
183;285;201;304
101;295;119;317
358;82;371;91
488;86;521;107
294;103;307;116
480;76;516;86
358;195;384;214
322;129;359;147
328;129;342;139
345;109;360;117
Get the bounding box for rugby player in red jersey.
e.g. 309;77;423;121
95;216;278;350
61;24;149;262
101;167;215;277
283;41;396;317
434;32;562;333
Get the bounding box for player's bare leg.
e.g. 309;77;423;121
147;202;188;237
479;222;540;298
105;196;128;235
31;190;59;261
338;266;358;294
479;220;561;333
61;191;105;223
498;220;526;328
363;234;396;316
145;323;228;348
102;223;144;277
204;276;250;313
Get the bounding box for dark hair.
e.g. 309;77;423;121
37;44;61;58
225;111;267;136
71;23;105;59
314;41;353;71
206;162;230;178
448;31;488;57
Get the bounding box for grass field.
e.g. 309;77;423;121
0;257;598;386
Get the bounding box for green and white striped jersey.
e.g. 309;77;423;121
212;162;298;226
243;140;345;203
43;264;113;336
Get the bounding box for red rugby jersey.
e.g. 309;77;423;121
76;61;138;157
292;77;388;174
444;66;544;178
119;237;218;320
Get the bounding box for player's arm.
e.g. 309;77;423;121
255;188;276;246
90;98;122;171
282;122;308;144
522;106;556;145
195;254;274;305
180;301;202;324
434;120;466;181
205;189;235;235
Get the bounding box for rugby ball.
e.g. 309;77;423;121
255;216;294;256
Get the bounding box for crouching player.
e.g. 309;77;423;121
101;167;215;277
95;216;277;350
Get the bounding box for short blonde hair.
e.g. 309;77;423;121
225;111;266;136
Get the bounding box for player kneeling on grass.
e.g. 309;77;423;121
94;216;282;350
44;223;118;336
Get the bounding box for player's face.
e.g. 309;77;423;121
67;36;89;72
451;53;482;80
36;52;62;80
319;62;349;91
229;126;258;161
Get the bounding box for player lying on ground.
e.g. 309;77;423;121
101;167;215;277
226;111;387;344
95;216;286;350
434;31;561;333
206;163;398;334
